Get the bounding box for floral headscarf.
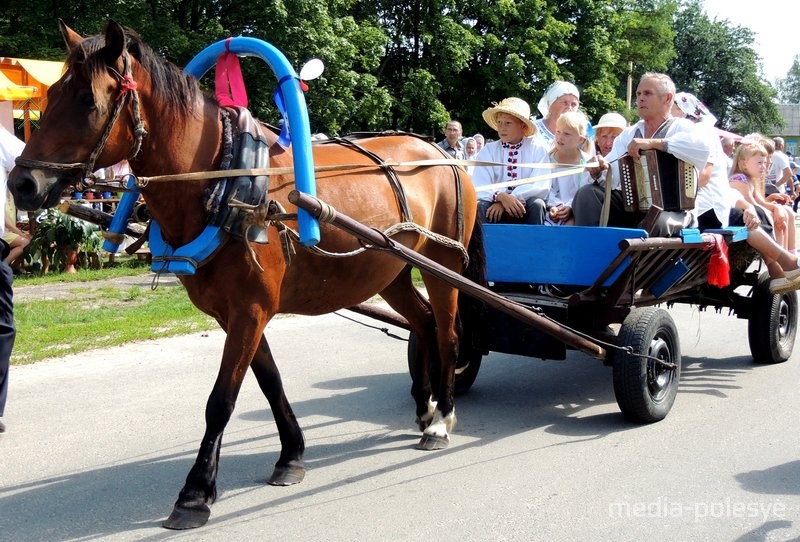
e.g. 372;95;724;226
674;92;718;126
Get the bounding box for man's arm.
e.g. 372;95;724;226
776;166;794;195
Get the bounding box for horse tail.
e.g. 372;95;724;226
458;215;487;353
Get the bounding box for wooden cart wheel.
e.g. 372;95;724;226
407;332;482;395
748;271;798;364
612;307;681;423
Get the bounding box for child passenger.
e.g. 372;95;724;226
471;97;550;224
546;111;592;224
697;136;800;294
730;135;795;253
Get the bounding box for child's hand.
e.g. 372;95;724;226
743;207;761;230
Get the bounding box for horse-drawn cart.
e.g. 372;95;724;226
457;221;795;422
298;191;797;424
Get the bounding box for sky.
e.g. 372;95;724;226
701;0;799;82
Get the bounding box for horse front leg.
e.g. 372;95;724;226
163;325;262;530
249;335;305;486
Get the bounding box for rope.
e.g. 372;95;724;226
131;158;599;187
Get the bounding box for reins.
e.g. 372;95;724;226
15;51;147;185
129;158;599;188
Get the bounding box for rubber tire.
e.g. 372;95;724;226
407;332;482;395
612;307;681;423
748;271;798;364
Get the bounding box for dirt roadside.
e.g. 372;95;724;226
12;273;182;303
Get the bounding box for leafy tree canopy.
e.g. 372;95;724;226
777;55;800;104
668;0;782;134
0;0;783;138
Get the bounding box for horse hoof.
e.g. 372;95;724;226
162;503;211;530
268;464;306;486
416;433;449;451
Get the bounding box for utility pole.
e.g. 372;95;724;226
626;61;633;113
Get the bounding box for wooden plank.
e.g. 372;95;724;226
483;224;648;286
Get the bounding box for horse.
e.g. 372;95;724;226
8;21;484;530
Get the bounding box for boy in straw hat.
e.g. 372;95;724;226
472;97;550;224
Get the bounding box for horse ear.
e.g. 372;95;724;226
58;19;84;50
102;20;126;66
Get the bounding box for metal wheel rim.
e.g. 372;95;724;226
778;296;791;340
646;335;674;401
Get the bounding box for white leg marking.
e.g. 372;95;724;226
415;396;437;430
422;407;457;438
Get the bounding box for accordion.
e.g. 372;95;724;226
614;150;696;212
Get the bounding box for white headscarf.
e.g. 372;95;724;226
537;81;580;118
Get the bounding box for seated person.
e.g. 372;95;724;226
546;110;592;224
726;134;791;249
533;81;581;146
472;97;550;224
692;134;800;294
758;136;796;251
573;73;709;231
593;112;627;157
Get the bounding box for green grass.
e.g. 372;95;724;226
14;257;151;287
13;284;215;365
11;262;423;365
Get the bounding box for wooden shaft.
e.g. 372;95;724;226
289;190;606;360
58;201;146;237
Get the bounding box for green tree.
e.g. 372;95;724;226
669;0;782;134
777;55;800;104
0;0;782;137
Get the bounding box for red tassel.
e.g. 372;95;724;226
706;233;730;288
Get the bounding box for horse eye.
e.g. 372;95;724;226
78;90;95;108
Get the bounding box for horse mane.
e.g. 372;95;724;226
68;27;201;119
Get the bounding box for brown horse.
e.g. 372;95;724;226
9;21;483;529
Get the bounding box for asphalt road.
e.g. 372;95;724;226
1;304;799;541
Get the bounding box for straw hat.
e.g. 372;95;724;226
594;112;627;132
482;97;536;136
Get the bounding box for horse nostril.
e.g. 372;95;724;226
9;171;39;201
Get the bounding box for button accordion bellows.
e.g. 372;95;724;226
614;149;697;212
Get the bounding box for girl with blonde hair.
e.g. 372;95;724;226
546;110;592;224
730;134;795;253
718;135;800;293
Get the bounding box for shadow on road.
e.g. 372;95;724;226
0;347;781;539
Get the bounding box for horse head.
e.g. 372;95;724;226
9;20;149;210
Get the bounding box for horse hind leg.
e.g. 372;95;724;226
414;275;460;451
249;335;305;486
379;268;453;450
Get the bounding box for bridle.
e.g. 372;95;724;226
15;50;148;187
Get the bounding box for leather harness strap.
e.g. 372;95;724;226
326;135;415;223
